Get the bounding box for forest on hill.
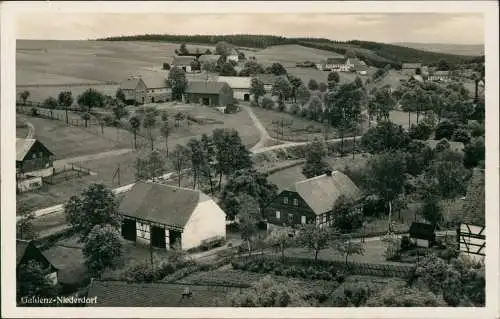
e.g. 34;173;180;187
96;34;483;69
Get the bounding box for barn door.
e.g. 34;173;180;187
151;226;166;249
121;218;136;241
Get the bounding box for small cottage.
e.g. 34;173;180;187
171;56;197;73
429;70;450;82
185;81;234;107
266;171;363;229
17;240;58;285
409;222;436;248
16;138;55;192
119;182;226;251
316;57;350;72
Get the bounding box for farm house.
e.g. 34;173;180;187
17;240;59;285
119;182;226;251
184;81;234;107
217;76;252;101
171;56;197;73
266;171;363;229
16;138;55;192
119;73;171;105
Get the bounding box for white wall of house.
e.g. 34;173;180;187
415;238;430;248
17;176;43;193
227;55;239;62
181;199;226;250
233;89;252;101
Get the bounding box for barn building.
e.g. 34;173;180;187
217;76;252;101
119;182;226;251
17;239;58;285
184;81;234;107
16;138;55;192
316;57;350;72
401;63;423;75
266;171;363;229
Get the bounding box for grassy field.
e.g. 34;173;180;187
17;114;130;159
17;40;215;85
388;110;419;128
367;70;409;91
250;44;342;67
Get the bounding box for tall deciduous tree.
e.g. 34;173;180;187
64;183;121;241
58;91;74;125
16;201;37;240
365;152;407;232
250;78;266;105
187;138;205;189
238;194;261;252
361;121;411;154
200;133;216;195
271;77;291;109
268;62;287;76
83;224;123;275
331;195;363;233
215;41;232;58
335;237;365;267
17;260;58;304
170;144;191;187
43;96;58;119
308;79;319;91
142;108;158;151
135;150;165;181
297;224;337;265
296;84;311;106
129;115;141;149
20;90;30;105
302;137;331;178
160;120;171;156
167;67;188;101
77;88;105;112
265;227;294;262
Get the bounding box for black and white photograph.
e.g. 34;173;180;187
1;1;499;318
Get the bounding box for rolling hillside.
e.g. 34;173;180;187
394;42;484;56
97;34;482;69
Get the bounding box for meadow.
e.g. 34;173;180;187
17;40;215;85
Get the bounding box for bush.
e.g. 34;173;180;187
435;120;458;140
31;107;39;116
261;97;274;109
409;122;433;140
290;103;300;115
400;236;414;251
451;128;471;144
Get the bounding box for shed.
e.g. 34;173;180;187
409;222;436;248
17;239;58;285
185;81;234;107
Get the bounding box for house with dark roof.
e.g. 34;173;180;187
171;55;197;73
401;63;423;75
42;245;88;290
86;280;244;307
185;81;234;107
17;240;58;285
16;138;55;192
266;171;363;229
346;58;368;75
316;57;350;72
119;182;226;251
119;73;171;105
409;222;436;248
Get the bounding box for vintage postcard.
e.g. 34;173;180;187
1;1;498;318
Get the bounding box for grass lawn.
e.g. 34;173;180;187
389;110;419;129
128;103;260;149
251;106;337;142
367;70;409;92
17;114;131;159
16;119;29;138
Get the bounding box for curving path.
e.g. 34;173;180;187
242;105;273;153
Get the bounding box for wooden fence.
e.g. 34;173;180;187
43;164;92;185
234;254;416;278
17;106;99;127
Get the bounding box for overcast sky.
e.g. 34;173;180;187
17;13;484;45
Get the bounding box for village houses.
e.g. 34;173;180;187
119;73;172;105
217;76;252;101
171;55;197;73
119;182;227;251
401;63;423;75
17;239;59;285
184;80;234;107
16;138;55;193
428;70;451;82
316;57;350;72
266;171;363;229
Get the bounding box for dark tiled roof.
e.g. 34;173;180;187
267;165;307;193
293;171;362;215
86;280;241;307
16;138;54;161
186;81;229;95
409;222;436;240
119;182;209;228
140;73;169;89
42;245;87;285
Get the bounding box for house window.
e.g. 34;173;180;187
283;197;288;204
301;216;306;225
293;199;299;206
288;214;294;223
276;211;280;219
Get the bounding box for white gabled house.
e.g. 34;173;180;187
119;182;227;251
